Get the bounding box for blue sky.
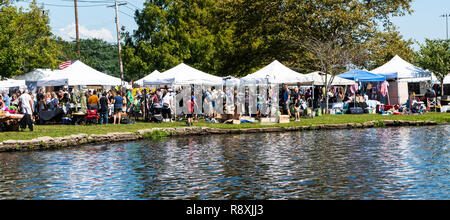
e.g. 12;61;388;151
391;0;450;49
16;0;450;50
17;0;142;43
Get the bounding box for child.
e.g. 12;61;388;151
186;91;196;126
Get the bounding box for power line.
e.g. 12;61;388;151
122;1;139;9
123;4;136;12
119;10;134;19
61;0;115;3
20;0;109;7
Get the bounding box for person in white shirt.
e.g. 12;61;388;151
168;89;176;119
161;90;173;122
19;89;34;131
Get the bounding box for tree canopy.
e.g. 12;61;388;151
0;1;62;78
123;0;233;80
123;0;416;79
0;0;418;81
365;27;416;70
416;39;450;96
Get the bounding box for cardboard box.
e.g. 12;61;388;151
278;115;290;124
224;119;241;124
260;118;277;123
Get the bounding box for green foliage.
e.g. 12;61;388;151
0;0;417;81
1;0;412;80
365;27;416;70
416;39;450;95
0;1;119;79
123;0;415;78
0;113;448;143
142;130;171;141
281;0;414;73
0;1;62;78
123;0;232;80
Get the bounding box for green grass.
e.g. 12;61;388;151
195;112;450;129
0;113;448;142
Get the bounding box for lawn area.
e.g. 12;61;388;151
0;113;448;142
194;112;450;129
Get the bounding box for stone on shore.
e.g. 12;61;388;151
363;121;375;128
425;121;437;126
383;120;395;126
88;134;112;143
107;132;139;142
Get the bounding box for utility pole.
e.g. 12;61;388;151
74;0;80;57
108;1;127;90
440;14;449;40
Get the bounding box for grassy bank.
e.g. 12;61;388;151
0;113;448;142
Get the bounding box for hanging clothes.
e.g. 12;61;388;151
349;83;358;96
381;81;389;97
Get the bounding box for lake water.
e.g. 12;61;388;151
0;125;448;200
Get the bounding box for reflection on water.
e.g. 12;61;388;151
0;125;449;200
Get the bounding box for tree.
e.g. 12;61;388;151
217;0;287;76
280;0;413;113
365;28;416;70
217;0;415;76
123;0;234;80
124;0;415;80
0;1;62;78
416;39;450;98
289;33;366;113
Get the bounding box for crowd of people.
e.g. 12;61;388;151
0;81;441;132
0;89;35;131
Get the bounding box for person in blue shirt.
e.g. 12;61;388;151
2;92;10;107
282;84;291;117
112;91;124;124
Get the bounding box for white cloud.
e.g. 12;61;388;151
55;23;115;43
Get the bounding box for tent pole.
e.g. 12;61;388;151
354;80;358;109
387;83;390;106
312;82;315;118
144;88;148;122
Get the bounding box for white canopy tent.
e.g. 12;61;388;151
397;73;440;84
13;69;60;93
13;69;59;82
144;63;223;86
371;55;431;81
37;61;122;87
241;60;308;85
223;76;241;86
0;79;27;92
135;70;161;87
302;71;356;86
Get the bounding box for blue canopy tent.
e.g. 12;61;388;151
337;69;386;82
337;70;388;111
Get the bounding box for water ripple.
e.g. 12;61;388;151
0;125;449;200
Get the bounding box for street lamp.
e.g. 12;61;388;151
440;14;450;40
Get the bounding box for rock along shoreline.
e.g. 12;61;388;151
0;120;444;153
